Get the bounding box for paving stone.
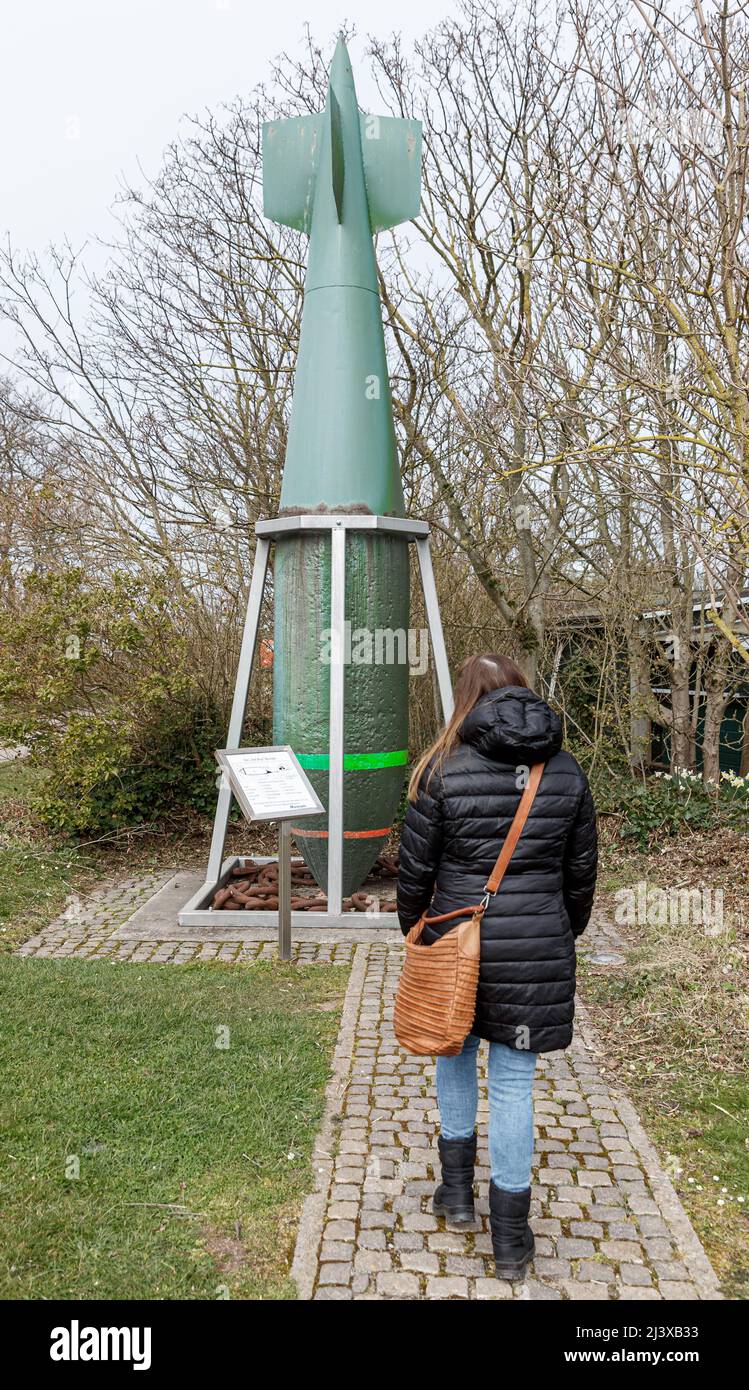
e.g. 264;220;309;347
354;1250;392;1273
644;1237;676;1261
562;1280;612;1300
444;1256;486;1277
588;1190;625;1209
331;1184;360;1201
426;1277;469;1299
575;1170;612;1187
327;1202;359;1221
475;1277;513;1299
532;1257;572;1280
576;1260;615;1284
318;1262;352;1285
376;1272;420;1298
400;1252;440;1274
557;1236;596;1259
620;1263;654;1286
617;1286;662;1300
320;1241;354;1262
626;1194;661;1216
652;1260;690;1282
358;1230;387;1250
600;1238;644;1262
638;1215;671;1238
555;1185;584;1203
400;1212;439;1232
569;1221;603;1239
359;1210;394;1229
520;1278;563;1301
335;1165;366;1183
607;1220;639;1240
392;1232;424;1252
550;1201;583;1219
324;1220;356;1241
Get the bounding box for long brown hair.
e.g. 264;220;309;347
408;653;530;801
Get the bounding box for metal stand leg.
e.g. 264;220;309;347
327;523;346;915
278;820;291;961
206;538;271;884
416;537;454;722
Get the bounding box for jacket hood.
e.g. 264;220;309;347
458;686;562;762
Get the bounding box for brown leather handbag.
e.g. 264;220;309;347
394;762;544;1056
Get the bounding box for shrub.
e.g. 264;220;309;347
0;568;226;835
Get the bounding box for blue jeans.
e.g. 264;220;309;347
436;1033;537;1191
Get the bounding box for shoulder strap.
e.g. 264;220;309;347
484;762;544;896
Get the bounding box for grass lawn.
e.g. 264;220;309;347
582;963;748;1299
580;832;749;1299
0;841;92;956
0;761;94;955
0;956;346;1300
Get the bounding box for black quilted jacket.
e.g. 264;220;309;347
396;686;598;1053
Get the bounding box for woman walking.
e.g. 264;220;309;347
396;654;597;1281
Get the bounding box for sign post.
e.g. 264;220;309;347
214;746;324;960
278;819;292;961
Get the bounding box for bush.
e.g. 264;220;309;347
0;568;226;835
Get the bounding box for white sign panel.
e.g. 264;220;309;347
215;746;323;823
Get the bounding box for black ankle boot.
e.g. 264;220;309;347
489;1181;535;1280
432;1134;477;1225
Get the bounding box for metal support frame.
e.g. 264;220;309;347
178;513;453;928
327;523;346;915
415;536;454;724
205;537;270;885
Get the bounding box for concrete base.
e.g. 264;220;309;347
113;871;402;943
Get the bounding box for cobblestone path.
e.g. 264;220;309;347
15;872;355;965
292;943;723;1302
16;877;722;1301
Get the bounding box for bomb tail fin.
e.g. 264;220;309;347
262;114;323;233
360;114;422;232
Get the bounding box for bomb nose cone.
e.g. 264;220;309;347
330;35;355;91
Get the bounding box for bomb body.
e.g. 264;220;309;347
263;40;421;893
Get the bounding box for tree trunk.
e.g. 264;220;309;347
628;632;652;773
670;666;695;771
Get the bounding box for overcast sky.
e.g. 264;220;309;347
3;0;451;259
